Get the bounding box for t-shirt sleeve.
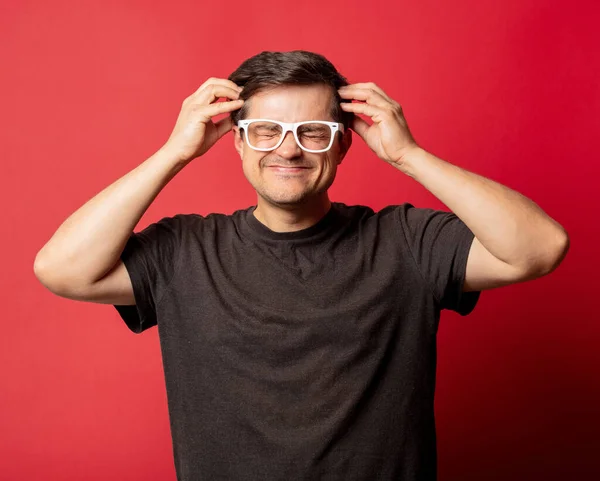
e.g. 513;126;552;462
113;214;186;333
396;203;481;315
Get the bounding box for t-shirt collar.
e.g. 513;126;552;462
244;203;340;242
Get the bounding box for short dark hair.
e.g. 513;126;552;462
228;50;352;129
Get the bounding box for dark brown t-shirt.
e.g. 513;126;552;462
114;202;480;481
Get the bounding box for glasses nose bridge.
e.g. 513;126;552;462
278;124;300;149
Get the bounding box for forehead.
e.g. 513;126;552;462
245;84;334;122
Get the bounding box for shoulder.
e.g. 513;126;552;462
375;203;459;229
163;207;252;228
333;202;427;225
332;202;376;220
156;207;254;241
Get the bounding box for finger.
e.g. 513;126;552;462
198;99;244;121
340;101;384;119
338;87;391;109
350;115;370;139
341;82;392;102
193;78;243;97
195;85;242;105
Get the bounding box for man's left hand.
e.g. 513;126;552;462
338;83;420;167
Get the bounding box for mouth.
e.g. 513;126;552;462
267;166;310;173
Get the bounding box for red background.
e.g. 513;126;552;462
2;0;598;479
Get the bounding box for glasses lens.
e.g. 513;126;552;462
297;123;332;151
247;121;283;150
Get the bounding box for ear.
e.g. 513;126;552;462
338;129;352;164
233;126;244;157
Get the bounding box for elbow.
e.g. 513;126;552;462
539;229;570;276
33;252;49;283
516;229;570;278
33;253;70;296
34;252;100;299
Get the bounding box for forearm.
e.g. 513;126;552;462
34;147;187;287
395;147;569;273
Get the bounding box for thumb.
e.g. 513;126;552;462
351;115;370;140
214;116;234;140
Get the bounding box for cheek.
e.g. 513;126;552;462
242;151;267;172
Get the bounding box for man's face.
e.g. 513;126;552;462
233;84;351;207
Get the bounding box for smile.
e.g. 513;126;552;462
267;166;310;173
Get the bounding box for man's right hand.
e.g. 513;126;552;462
162;78;244;163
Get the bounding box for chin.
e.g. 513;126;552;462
259;189;313;206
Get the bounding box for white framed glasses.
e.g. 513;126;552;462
237;119;344;153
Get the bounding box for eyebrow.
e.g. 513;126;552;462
299;124;328;132
253;122;281;130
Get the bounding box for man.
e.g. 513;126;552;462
34;51;569;480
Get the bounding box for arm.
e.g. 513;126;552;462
338;82;569;292
33;148;186;302
396;148;570;291
34;78;244;303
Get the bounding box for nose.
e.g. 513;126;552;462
275;131;302;158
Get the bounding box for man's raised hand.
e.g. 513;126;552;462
338;82;419;167
162;78;244;163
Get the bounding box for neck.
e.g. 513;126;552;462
253;195;332;233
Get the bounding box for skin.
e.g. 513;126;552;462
233;84;352;233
